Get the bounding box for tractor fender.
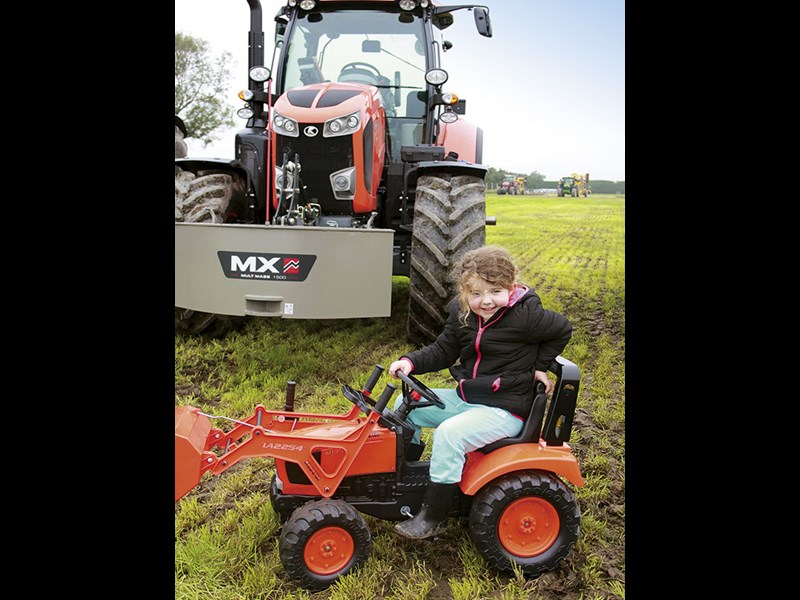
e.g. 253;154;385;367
415;159;487;179
459;442;584;496
176;157;250;183
436;118;484;164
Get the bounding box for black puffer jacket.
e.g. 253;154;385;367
401;286;572;417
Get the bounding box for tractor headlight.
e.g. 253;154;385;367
290;0;317;9
273;111;299;137
329;167;356;199
324;111;360;138
237;105;255;120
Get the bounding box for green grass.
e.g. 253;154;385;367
175;193;625;599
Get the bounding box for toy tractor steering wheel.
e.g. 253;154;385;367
396;372;445;409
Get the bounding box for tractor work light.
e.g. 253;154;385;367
249;66;271;82
425;68;448;86
399;0;416;10
299;0;316;10
324;111;360;138
273;111;299;137
237;106;255;119
439;108;458;123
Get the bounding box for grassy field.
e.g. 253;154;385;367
175;193;625;599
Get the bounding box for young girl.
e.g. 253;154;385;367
388;245;572;539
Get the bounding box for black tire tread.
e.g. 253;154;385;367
279;498;372;590
468;470;580;578
407;173;486;346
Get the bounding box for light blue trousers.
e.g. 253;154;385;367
392;388;523;484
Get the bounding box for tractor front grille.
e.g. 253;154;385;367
275;129;354;216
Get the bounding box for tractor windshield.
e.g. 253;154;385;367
279;9;429;160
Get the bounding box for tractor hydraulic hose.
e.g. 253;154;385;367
265;69;273;223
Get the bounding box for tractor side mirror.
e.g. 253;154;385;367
474;7;492;38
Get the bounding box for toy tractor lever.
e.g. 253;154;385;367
362;364;384;396
373;382;397;413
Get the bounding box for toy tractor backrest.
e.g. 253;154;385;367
479;355;580;453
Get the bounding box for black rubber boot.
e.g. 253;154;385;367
395;481;457;539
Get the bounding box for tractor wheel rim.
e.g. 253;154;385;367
498;496;560;557
303;526;355;575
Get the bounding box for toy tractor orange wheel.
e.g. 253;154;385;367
468;470;580;578
279;498;372;590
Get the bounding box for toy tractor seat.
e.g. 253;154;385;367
478;356;580;454
479;382;548;454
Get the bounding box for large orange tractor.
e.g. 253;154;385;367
175;0;495;346
176;357;584;590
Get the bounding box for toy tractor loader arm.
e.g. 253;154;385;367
175;402;381;502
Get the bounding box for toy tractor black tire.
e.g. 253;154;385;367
407;172;486;346
468;470;580;578
279;498;372;590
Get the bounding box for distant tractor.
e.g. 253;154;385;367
497;174;526;195
557;173;590;197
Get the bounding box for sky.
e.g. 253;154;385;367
175;0;625;182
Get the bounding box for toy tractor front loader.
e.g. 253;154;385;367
175;357;584;590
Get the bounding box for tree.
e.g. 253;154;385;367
485;167;500;189
175;32;237;146
526;171;545;190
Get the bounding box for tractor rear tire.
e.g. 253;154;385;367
279;498;372;590
407;173;486;346
468;470;580;578
175;167;247;224
175;308;245;337
175;167;248;337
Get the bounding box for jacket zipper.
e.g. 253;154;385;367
472;308;508;378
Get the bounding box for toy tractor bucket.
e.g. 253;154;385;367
175;405;213;501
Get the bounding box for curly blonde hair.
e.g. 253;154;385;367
454;245;519;325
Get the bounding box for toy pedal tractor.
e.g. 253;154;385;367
175;357;584;590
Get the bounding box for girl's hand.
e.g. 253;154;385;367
534;369;553;394
388;358;413;378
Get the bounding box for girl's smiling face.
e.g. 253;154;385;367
465;276;513;320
